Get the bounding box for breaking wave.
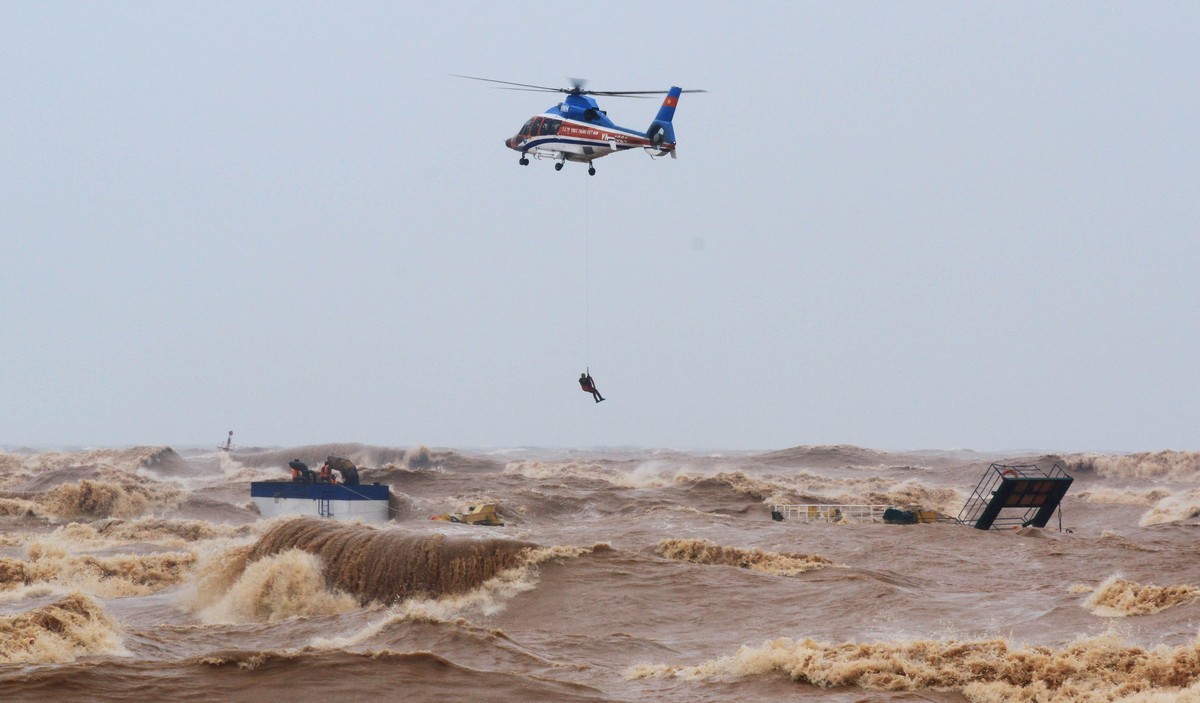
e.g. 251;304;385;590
503;460;690;488
1084;575;1200;617
0;496;38;517
0;518;253;554
49;478;182;518
239;518;537;604
754;444;908;468
7;447;189;482
1;476;183;521
691;471;960;514
629;633;1200;701
0;453;26;490
1080;488;1172;506
43;478;181;519
185;547;359;624
1139;489;1200;527
1065;451;1200;482
186;520;594;626
1098;532;1161;553
227;443;434;471
381;544;594;622
48;517;254;548
502;462;960;514
693;472;786;501
400;444;433;468
310;544;597;647
852;483;963;515
711;472;961;515
0;593;126;663
0;541;196;598
655;539;837;576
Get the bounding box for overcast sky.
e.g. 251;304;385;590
2;2;1197;452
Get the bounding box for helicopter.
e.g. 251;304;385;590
453;75;705;175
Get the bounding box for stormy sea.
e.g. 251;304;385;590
2;443;1199;702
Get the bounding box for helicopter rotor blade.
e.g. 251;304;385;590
588;94;656;99
495;86;571;94
450;74;567;93
588;89;709;96
588;91;666;96
453;74;709;98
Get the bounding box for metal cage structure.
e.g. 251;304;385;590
955;463;1073;530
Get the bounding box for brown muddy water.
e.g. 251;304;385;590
2;443;1200;702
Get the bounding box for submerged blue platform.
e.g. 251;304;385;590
250;481;391;523
250;482;390;501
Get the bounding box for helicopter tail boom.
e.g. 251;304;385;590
645;86;682;147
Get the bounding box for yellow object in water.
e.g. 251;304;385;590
430;503;503;526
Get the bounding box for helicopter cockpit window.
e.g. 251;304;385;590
519;119;533;137
540;119;561;135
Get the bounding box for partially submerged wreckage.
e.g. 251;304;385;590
771;462;1073;531
955;462;1073;530
431;503;504;526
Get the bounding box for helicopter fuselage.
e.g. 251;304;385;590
504;92;675;165
506;115;670;163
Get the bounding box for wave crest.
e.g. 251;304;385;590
17;447;186;476
40;518;253;550
629;633;1200;700
1;543;195;597
655;539;836;575
1066;451;1200;482
186;522;592;626
0;593;126;663
186;548;359;624
503;460;687;488
245;518;537;604
1139;489;1200;527
40;478;182;520
754;444;902;468
1080;488;1172;506
0;496;39;517
227;443;433;470
1084;575;1200;617
309;544;597;649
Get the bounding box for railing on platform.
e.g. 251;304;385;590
771;504;890;523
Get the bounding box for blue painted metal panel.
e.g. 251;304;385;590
653;87;682;123
250;482;390;501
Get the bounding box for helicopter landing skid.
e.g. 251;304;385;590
519;149;595;175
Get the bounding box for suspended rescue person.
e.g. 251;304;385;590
579;371;604;403
325;456;360;486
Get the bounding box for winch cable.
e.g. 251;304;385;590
584;175;591;370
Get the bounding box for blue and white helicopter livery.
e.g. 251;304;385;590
454;76;705;175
